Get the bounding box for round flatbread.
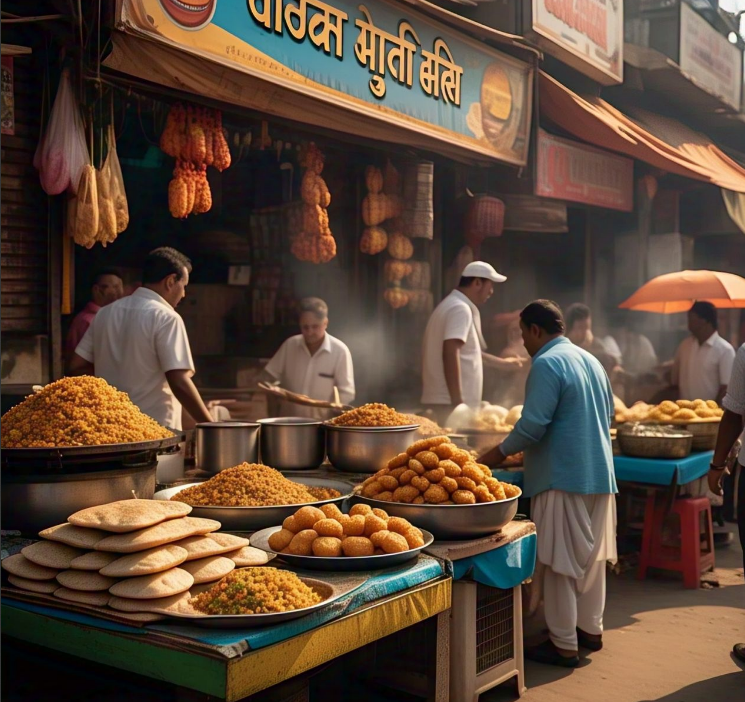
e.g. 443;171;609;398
56;570;119;592
54;588;110;607
68;499;192;533
38;523;108;549
108;568;193;600
22;541;86;570
176;535;235;561
100;545;188;578
7;575;59;594
180;556;235;584
95;517;221;554
227;546;272;567
206;533;250;552
69;551;120;571
2;554;59;581
108;591;192;614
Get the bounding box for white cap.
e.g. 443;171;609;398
461;261;507;284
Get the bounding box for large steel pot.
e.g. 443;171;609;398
195;422;259;474
258;418;325;470
325;424;419;473
1;462;156;536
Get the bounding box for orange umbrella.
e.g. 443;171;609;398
619;270;745;314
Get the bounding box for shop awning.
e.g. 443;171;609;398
539;71;745;194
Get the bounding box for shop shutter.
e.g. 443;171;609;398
0;58;49;334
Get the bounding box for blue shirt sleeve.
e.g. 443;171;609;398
501;360;563;456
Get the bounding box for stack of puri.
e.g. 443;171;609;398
2;499;271;614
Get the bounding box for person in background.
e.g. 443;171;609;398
708;342;745;664
65;268;124;368
491;311;530;408
421;261;524;426
481;300;617;668
566;303;620;374
672;301;735;403
262;297;354;419
603;312;658;377
69;247;212;430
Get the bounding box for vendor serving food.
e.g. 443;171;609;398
261;297;355;419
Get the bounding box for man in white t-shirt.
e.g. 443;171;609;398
263;297;354;419
421;261;523;425
69;247;212;430
672;301;735;403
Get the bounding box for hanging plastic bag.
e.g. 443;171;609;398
38;68;89;196
73;165;99;248
106;125;129;233
95;164;117;246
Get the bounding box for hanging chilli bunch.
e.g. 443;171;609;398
160;104;231;219
291;143;336;264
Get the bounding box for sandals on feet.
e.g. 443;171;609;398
525;640;579;668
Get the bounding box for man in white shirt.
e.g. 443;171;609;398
672;301;735;402
263;297;354;419
421;261;523;425
69;247;212;430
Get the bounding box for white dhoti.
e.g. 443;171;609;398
532;490;617;651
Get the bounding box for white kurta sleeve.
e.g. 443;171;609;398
335;344;355;404
264;340;289;381
155;313;195;373
719;344;736;386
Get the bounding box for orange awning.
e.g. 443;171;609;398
539;72;745;194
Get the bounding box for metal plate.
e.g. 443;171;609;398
251;526;434;571
154;477;354;532
350;494;520;540
160;576;360;628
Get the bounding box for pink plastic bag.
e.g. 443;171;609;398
37;69;89;196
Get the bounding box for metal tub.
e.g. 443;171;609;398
325;425;420;473
258;418;326;470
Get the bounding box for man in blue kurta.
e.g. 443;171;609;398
482;300;617;668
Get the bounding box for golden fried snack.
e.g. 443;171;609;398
362;481;384;498
415;451;440;469
487;480;506;500
268;528;295;552
372;508;389;520
659;400;679;415
364;514;388;537
692;399;706;409
423;467;445;483
411;476;430;493
676;400;694;409
330;403;412;427
370;530;390;548
443;500;454;505
407;439;432;456
451;450;473;468
390;467;408;480
288;529;318;556
283;516;300;533
424;484;449;504
387;517;414;536
462;464;486;485
433;443;455;460
393;485;420;503
672;408;697;421
455;476;477;492
503;484;521;499
696;407;715;418
412;496;425;504
379;475;399;491
440;476;458;494
349;504;373;518
399;469;417;485
477;464;492;478
408;459;426;475
314;519;344;539
706;400;719;410
376;491;393;502
388;453;410;470
320;503;344;521
342;537;375;557
439;460;462;478
339;514;366;536
295;506;326;531
424;436;451;449
452;490;476;504
313;537;343;557
403;529;425;549
473;486;494;503
381;532;409;554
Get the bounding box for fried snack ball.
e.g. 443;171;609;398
473;485;495;503
381;532;409;554
433;443;455;460
411;476;430;493
487;480;506;501
672;408;696;420
462;464;486;485
452;490;476;504
314;518;344;538
370;530;390;548
393;485;420;503
440;476;458;494
399;469;417;485
295;506;326;531
362;481;384;498
425;436;452;449
379;475;400;491
283;515;300;533
451;450;474;468
706;400;719;410
288;529;319;555
415;451;440;469
376;491;393;502
424;484;449;504
388;453;410;470
408;459;426;475
676;400;695;409
504;484;521;499
477;464;492;479
423;467;445;483
412;496;425;504
342;537;375;557
455;476;477;492
387;517;414;536
268;528;295;551
659;400;679;415
696;407;716;418
439;460;462;478
372;508;389;520
364;514;388;537
692;399;707;410
313;537;342;557
339;514;366;536
390;467;408;480
349;503;373;517
403;529;425;549
407;439;432;456
320;503;344;520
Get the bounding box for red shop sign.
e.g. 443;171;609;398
536;129;633;211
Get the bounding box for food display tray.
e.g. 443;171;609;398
251;527;434;571
154;477;354;532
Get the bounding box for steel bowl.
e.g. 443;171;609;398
350;492;520;540
258;418;326;470
154;476;354;532
195;422;260;474
325;425;420;473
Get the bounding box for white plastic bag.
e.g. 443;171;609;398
37;69;89;196
106;125;129;233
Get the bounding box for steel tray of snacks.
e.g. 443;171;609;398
325;424;420;473
154;477;354;532
251;526;434;571
350;492;520;540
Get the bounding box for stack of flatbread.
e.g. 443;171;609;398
2;499;272;614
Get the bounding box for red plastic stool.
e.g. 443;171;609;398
637;495;715;588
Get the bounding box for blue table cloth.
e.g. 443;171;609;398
451;533;536;590
613;451;713;486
